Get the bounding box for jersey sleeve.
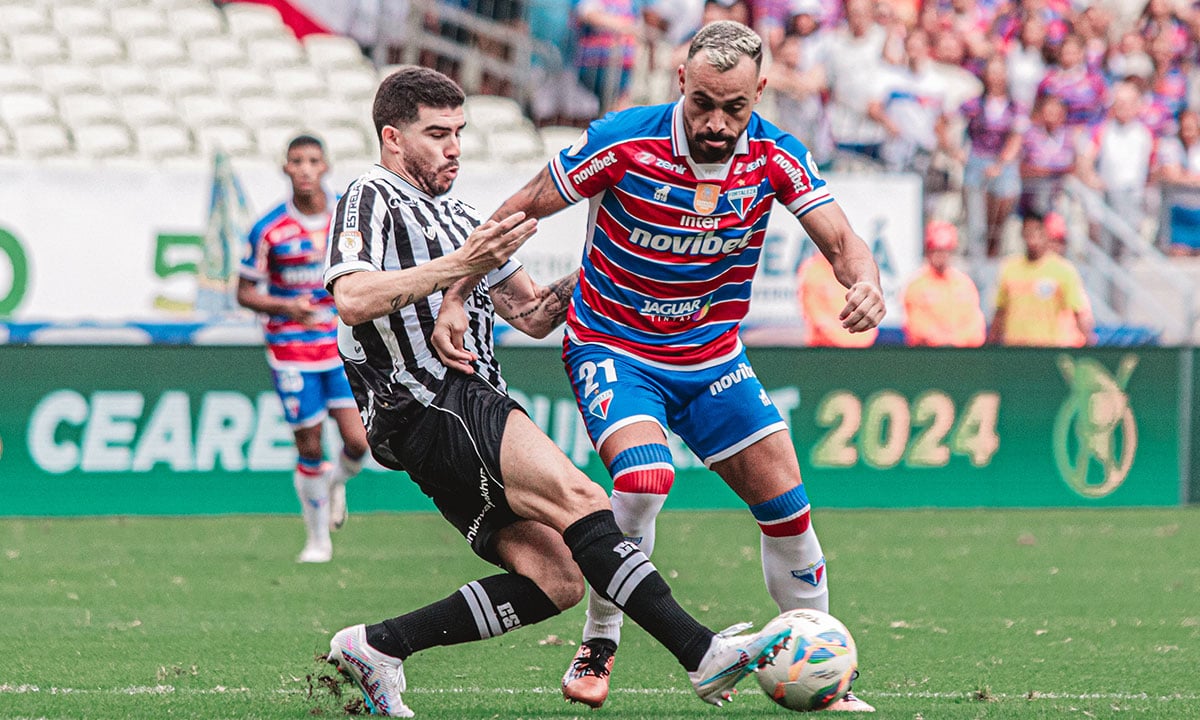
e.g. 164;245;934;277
325;178;390;290
548;114;628;204
766;132;832;217
239;219;269;282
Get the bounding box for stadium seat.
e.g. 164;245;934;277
539;125;585;154
303;33;367;70
214;65;273;99
165;4;226;38
222;2;286;40
254;123;305;158
177;93;240;128
0;91;57;127
38;64;102;96
271;66;324;99
126;35;189;67
119;93;179;127
110;6;168;37
10;33;66;66
0;6;50;35
51;5;110;36
58;93;122;125
324;66;378;100
464;94;525;128
195;123;256;157
12;122;72;159
186;35;246;68
156;65;214;98
318;125;370;161
488;123;545;162
0;35;9;63
67;35;124;66
247;35;305;69
73;122;135;159
0;124;13;156
238;95;297;127
135;122;194;161
102;64;157;96
0;64;39;93
300;98;362;129
458;127;488;161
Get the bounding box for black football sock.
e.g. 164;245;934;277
365;573;560;660
563;510;714;671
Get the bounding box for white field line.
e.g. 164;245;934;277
1;684;1198;703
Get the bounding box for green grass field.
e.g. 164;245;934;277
2;508;1198;719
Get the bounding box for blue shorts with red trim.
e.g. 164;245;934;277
563;340;787;466
271;365;356;428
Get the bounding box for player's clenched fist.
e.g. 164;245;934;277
840;281;885;333
457;211;537;275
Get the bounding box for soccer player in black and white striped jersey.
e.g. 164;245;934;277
321;65;790;717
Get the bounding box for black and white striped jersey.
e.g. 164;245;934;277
323;164;521;422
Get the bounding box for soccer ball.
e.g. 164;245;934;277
755;608;857;712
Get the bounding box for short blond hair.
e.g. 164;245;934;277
687;20;763;72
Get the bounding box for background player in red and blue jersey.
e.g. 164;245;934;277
237;135;368;564
436;20;884;712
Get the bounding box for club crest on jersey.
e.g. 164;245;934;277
588;389;614;420
654;185;671;202
694;183;720;215
791;557;826;587
338;231;362;257
726;186;757;219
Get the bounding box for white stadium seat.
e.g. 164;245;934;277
222;2;286;40
303;34;367;70
156;65;214;98
0;124;13;156
538;125;585;155
13;122;72;159
247;35;304;69
0;35;9;63
39;64;102;96
119;93;178;127
0;91;57;127
195;123;257;157
58;93;122;125
135;122;194;161
0;6;50;35
186;35;246;68
110;6;168;37
0;64;40;93
318;125;370;161
51;5;110;36
67;35;124;66
458;127;488;161
488;123;545;163
464;94;525;128
126;35;188;67
177;93;239;128
254;123;306;159
213;65;273;99
300;98;362;129
325;66;378;100
165;4;225;39
102;64;157;96
10;33;66;65
237;95;297;127
271;66;324;99
73;122;135;159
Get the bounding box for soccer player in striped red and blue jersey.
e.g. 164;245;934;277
237;135;368;564
435;20;884;712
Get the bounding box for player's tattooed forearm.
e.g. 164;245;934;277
542;272;577;324
390;294;416;311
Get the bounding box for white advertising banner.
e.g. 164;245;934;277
0;159;920;335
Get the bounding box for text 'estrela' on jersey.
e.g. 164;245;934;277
240;197;340;371
549;101;833;367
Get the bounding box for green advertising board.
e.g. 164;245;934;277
0;345;1187;516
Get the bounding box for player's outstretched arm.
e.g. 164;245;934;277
332;213;536;326
488;166;571;223
800;202;886;333
490;268;578;339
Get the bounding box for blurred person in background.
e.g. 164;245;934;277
988;210;1094;347
901;220;986;347
1155;108;1200;255
667;0;751;67
1136;0;1189;62
767;2;834;166
797;251;881;347
572;0;648;111
955;53;1027;258
825;0;889;163
1019;93;1076;217
1036;33;1109;131
1145;31;1187;128
1005;16;1049;110
1045;210;1094;346
236;135;368;564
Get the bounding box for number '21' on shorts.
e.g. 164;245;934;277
563;341;789;467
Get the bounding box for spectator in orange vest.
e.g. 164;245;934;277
797;252;880;347
901;221;986;347
1044;211;1094;347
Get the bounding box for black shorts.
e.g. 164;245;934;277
367;372;524;566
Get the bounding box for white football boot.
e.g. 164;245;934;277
688;622;792;706
328;624;414;718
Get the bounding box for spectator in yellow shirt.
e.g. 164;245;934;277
902;221;986;347
988;211;1094;347
797;252;880;347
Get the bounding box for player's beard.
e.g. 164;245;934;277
405;156;459;196
690;131;737;164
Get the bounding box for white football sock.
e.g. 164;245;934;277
329;450;363;488
761;527;829;613
294;466;331;550
581;489;668;645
